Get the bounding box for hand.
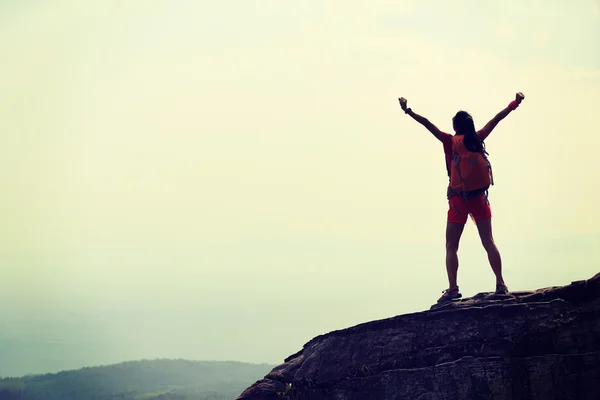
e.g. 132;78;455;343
515;92;525;104
398;97;408;111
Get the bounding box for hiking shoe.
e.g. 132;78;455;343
495;283;509;295
437;287;462;303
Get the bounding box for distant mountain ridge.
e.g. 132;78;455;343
0;359;274;400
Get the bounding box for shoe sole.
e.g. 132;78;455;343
437;293;462;303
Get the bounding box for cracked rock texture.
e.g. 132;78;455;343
237;273;600;400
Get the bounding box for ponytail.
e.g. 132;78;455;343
453;111;487;155
464;129;486;154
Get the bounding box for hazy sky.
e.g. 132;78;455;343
1;0;599;377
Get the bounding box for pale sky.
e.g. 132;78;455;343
1;0;599;377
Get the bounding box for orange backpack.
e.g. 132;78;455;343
448;135;494;197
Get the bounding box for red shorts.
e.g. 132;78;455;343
447;193;492;224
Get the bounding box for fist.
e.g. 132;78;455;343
398;97;408;110
516;92;525;104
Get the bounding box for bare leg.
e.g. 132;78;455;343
445;222;465;289
475;218;505;285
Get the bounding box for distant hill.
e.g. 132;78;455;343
0;359;274;400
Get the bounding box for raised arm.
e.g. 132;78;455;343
479;92;525;140
398;97;444;141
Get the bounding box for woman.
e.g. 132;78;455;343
398;92;525;303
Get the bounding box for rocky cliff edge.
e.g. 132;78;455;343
238;273;600;400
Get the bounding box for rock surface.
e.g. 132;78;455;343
238;273;600;400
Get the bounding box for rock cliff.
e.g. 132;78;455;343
238;273;600;400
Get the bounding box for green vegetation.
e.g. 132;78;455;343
0;359;274;400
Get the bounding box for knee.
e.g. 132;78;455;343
446;241;459;253
481;236;496;251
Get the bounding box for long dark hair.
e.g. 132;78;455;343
452;111;486;154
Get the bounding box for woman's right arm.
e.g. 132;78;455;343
398;97;444;141
478;92;525;140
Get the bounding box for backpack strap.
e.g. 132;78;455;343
447;186;490;201
481;151;494;187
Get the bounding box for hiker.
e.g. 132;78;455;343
398;93;525;302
